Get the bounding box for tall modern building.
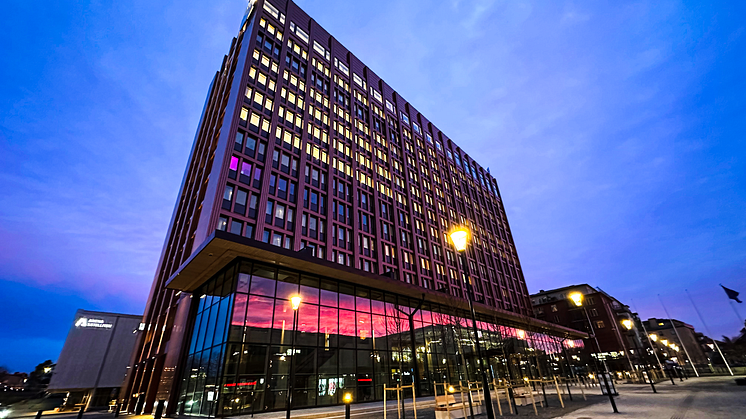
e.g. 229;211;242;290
122;0;584;416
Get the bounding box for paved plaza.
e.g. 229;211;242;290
557;375;746;419
12;376;744;419
244;376;746;419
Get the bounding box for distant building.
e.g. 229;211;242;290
531;285;637;374
645;318;709;367
0;372;27;391
48;310;142;410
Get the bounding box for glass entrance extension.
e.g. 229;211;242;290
177;258;583;417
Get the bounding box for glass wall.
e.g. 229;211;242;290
177;259;584;417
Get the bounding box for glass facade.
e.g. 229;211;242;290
177;259;584;417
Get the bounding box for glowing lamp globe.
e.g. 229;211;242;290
449;228;469;252
569;292;584;307
291;296;302;310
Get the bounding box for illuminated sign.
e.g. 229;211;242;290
75;317;113;329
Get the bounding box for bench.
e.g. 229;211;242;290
512;386;539;407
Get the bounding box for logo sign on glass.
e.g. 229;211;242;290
75;317;113;329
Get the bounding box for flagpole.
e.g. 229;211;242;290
631;299;665;374
685;290;733;376
658;294;700;377
729;300;744;326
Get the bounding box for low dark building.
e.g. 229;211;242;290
48;310;142;410
0;373;27;391
645;318;709;369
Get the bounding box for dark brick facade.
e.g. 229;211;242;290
124;0;537;414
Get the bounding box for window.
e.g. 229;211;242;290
590;308;599;317
252;167;263;188
230;220;243;235
229;156;239;179
222;185;234;210
370;87;382;103
265;200;274;223
274;203;286;227
244;223;255;239
595;321;605;329
313;40;330;61
234;131;244;151
289;21;309;44
217;216;228;231
277;177;288;199
247;194;259;219
385;100;395;114
334;57;349;76
272;232;283;247
262;0;285;24
235;189;248;215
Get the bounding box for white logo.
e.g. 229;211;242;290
75;317;113;329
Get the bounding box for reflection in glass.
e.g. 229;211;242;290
179;259;583;416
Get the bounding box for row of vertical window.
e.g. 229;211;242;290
241;12;528;312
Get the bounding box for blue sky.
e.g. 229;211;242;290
1;0;744;372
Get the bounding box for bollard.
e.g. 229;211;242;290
153;400;165;419
507;386;518;415
600;372;618;413
343;392;352;419
77;407;85;419
541;381;548;407
114;403;120;417
35;410;43;419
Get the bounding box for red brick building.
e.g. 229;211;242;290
531;284;637;374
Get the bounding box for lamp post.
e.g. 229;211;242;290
569;292;618;413
651;334;676;385
621;319;656;393
286;295;302;419
449;227;496;419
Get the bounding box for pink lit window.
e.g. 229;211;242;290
241;162;252;177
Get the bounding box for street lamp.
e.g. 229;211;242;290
449;226;496;419
568;292;618;413
286;295;302;419
291;296;302;310
621;319;656;393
